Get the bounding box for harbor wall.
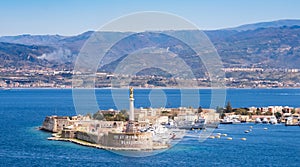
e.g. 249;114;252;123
75;131;154;149
101;132;153;149
76;131;99;144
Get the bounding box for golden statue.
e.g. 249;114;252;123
129;87;134;98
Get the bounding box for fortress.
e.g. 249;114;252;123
41;88;171;151
41;88;221;151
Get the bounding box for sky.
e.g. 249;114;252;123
0;0;299;36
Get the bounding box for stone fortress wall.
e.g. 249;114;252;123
41;115;157;149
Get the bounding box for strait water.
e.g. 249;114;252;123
0;89;299;166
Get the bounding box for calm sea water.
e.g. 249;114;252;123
0;88;299;166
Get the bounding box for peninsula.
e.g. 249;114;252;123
40;88;219;151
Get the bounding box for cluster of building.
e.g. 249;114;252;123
223;105;300;125
3;65;300;88
41;88;219;151
224;68;300;88
0;67;73;88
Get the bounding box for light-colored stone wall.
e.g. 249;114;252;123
76;131;99;144
41;116;71;132
75;131;154;149
41;116;56;132
61;129;76;138
102;132;153;149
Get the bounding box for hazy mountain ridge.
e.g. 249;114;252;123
213;25;300;68
0;42;55;67
227;19;300;31
0;34;66;46
1;19;300;71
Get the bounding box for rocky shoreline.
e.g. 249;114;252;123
47;136;169;151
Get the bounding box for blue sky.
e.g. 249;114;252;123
0;0;299;36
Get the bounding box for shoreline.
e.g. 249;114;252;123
47;136;169;151
4;87;300;90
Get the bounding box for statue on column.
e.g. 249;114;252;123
129;87;134;99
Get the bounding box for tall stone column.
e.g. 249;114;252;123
126;87;135;133
129;97;135;121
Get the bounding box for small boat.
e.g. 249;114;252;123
269;116;278;124
262;118;269;124
191;118;205;130
177;118;205;130
232;118;241;124
285;117;299;126
255;118;262;123
220;117;233;124
176;120;193;130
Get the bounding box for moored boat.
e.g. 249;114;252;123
285;116;300;126
220;117;233;124
232;118;241;124
177;118;205;130
191;118;206;130
262;117;269;124
255;118;262;123
269;116;278;124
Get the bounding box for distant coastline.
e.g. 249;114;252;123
4;86;300;90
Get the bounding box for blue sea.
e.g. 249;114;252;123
0;88;299;166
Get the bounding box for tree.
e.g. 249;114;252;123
85;113;92;119
275;112;282;119
120;109;129;120
115;113;126;121
216;106;225;118
291;108;296;114
264;111;273;116
216;106;224;113
233;108;248;115
256;108;262;115
120;109;127;115
282;109;288;113
197;106;203;113
225;101;233;113
93;112;104;120
220;113;226;119
103;113;115;121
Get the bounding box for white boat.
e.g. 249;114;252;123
285;116;300;126
192;118;206;129
269;116;278;124
262;117;269;124
220;117;233;124
165;119;176;129
232;118;241;124
255;118;262;123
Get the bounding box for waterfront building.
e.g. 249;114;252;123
41;87;170;151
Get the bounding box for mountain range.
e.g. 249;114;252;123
1;19;300;72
